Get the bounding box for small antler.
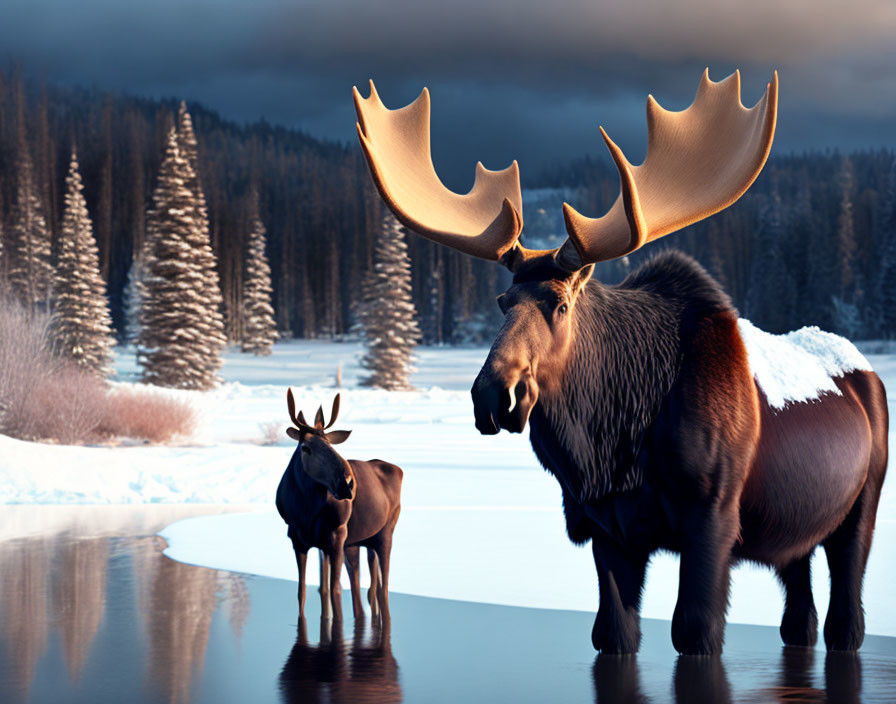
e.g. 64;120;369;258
286;388;312;430
558;70;778;267
325;394;341;429
354;81;524;261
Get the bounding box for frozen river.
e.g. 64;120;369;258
1;506;896;703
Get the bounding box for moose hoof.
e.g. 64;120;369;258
823;612;864;652
780;607;818;647
671;608;724;655
592;610;641;654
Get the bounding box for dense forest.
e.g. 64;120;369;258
1;67;893;343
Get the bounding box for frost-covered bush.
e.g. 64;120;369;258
99;387;198;444
0;293;196;444
23;364;107;444
0;294;59;439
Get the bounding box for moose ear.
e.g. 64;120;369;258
326;429;352;445
572;264;594;294
314;405;325;428
287;427;302;442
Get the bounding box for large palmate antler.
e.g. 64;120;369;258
354;81;523;261
559;69;777;267
353;70;777;270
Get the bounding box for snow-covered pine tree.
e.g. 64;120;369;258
7;135;52;309
49;150;115;374
138;128;226;389
358;213;421;390
240;213;278;355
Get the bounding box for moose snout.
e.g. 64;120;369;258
472;368;538;435
334;475;355;501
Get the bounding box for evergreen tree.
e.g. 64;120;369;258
836;156;858;301
49;150;114;374
240;213;278;355
7;131;52;308
358;213;421;390
745;188;797;334
138;128;226;389
877;158;896;338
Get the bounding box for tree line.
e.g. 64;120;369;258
0;67;893;344
537;149;896;338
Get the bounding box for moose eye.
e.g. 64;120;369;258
496;294;509;314
558;303;568;315
301;444;311;455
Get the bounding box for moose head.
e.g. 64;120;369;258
354;70;778;434
286;388;355;500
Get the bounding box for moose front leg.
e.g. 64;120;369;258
671;500;739;655
326;526;348;621
591;539;648;654
291;540;308;618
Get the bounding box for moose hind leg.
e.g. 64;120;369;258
319;550;331;620
777;552;818;647
591;540;648;654
344;546;365;619
822;480;881;651
367;549;380;620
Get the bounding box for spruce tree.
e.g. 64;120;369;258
138;128;226;389
358;213;421;390
49;150;114;374
7;134;52;309
240;214;278;355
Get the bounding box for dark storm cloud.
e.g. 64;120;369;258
3;0;895;186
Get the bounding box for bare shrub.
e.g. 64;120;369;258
0;295;196;445
23;365;107;444
0;295;59;439
258;420;282;445
99;387;198;443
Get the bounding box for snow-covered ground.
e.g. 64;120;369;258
2;340;895;636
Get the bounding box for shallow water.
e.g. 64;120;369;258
1;509;894;703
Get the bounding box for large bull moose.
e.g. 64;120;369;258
353;70;888;655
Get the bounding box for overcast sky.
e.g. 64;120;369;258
4;0;895;188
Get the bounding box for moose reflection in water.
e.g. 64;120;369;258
279;615;401;704
592;648;861;704
277;390;403;622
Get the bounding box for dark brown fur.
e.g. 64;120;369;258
276;443;403;622
471;250;888;654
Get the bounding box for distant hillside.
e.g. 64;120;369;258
1;67;894;343
0;68;499;343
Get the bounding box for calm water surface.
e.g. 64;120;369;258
1;507;894;703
